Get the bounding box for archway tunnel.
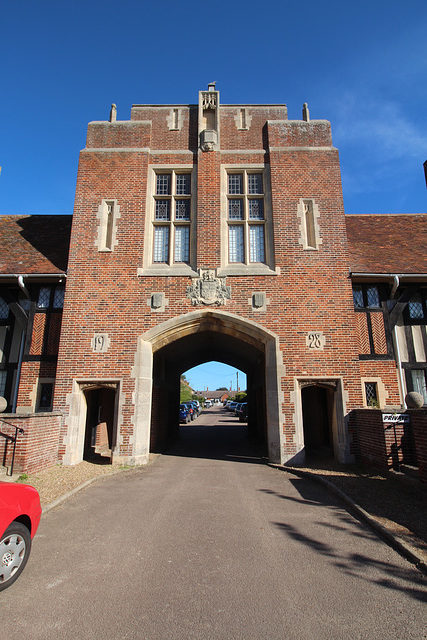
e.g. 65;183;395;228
150;327;267;456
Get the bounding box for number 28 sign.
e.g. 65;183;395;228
306;332;325;350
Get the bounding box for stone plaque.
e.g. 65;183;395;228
92;333;110;353
306;332;325;350
187;269;231;306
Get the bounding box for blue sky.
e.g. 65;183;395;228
186;363;246;395
1;0;426;389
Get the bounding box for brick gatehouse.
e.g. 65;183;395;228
1;85;426;474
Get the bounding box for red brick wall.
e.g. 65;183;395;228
352;409;424;475
0;413;62;474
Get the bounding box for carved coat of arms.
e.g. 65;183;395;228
186;269;231;306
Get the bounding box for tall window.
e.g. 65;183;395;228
227;171;265;264
153;172;191;264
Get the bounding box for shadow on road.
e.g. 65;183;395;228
166;424;266;464
259;484;427;603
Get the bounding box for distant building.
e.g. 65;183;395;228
0;85;426;473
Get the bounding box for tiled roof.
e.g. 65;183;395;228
346;214;427;275
0;215;72;275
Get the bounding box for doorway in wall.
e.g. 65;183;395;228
83;386;116;463
301;385;334;461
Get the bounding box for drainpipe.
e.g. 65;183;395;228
391;275;406;409
11;276;30;413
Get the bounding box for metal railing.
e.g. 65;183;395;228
0;420;24;476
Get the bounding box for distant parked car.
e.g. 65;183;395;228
237;403;248;422
179;404;191;424
205;400;212;408
183;402;196;420
227;401;237;412
0;482;42;591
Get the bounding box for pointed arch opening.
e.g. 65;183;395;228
132;310;284;464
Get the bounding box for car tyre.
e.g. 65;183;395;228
0;522;32;591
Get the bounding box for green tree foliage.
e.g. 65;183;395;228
180;377;193;403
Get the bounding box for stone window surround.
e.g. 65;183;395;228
361;376;387;409
234;108;252;131
297;198;322;251
32;377;55;412
219;163;276;277
96;199;120;252
139;165;198;277
167;108;184;131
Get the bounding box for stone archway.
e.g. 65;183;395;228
131;309;285;465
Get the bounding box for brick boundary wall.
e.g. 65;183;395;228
351;408;426;480
408;409;427;483
351;409;388;470
0;413;62;475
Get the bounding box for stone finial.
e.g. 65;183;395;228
110;103;117;123
405;391;424;408
208;81;217;92
302;103;310;122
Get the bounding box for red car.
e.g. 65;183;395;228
0;481;42;591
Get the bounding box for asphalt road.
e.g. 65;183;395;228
1;406;426;639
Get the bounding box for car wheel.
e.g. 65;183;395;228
0;522;32;591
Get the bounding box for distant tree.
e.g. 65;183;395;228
180;376;193;402
216;387;228;391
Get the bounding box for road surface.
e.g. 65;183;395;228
1;405;426;639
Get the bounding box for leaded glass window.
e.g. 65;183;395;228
153;171;192;265
248;173;263;194
155;200;170;220
249;226;265;262
156;174;171;195
364;382;379;407
174;226;190;263
53;287;65;309
229;199;243;220
175;200;190;220
153;226;170;262
229;226;244;263
37;287;51;309
353;285;364;308
228;174;243;194
248;199;264;220
408;294;424;319
353;284;381;309
227;170;265;265
366;286;380;308
38;382;54;410
176;174;190;195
